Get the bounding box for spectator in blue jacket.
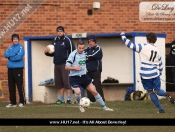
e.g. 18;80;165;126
84;35;105;103
45;26;75;105
4;33;25;108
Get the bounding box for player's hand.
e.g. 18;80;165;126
74;65;82;71
44;47;50;53
159;72;162;76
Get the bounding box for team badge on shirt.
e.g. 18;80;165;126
78;60;86;66
61;42;65;46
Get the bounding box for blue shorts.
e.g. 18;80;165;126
69;75;93;90
141;76;161;91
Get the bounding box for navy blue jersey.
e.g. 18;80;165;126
84;44;103;72
45;35;75;65
169;41;175;66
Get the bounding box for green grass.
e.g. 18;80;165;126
0;99;175;132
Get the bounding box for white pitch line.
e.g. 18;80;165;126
25;103;117;110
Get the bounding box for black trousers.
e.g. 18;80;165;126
8;68;25;105
87;71;105;102
172;67;175;85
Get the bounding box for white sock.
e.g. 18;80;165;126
94;93;106;109
74;94;81;104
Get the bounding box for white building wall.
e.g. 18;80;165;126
24;35;165;102
25;38;134;103
96;38;133;83
31;40;54;102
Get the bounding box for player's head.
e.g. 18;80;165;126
56;26;64;37
11;33;20;44
146;32;157;44
88;35;96;47
77;40;85;54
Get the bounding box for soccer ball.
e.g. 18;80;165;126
79;97;90;108
47;44;55;54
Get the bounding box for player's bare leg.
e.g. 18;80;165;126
73;87;85;112
86;83;114;111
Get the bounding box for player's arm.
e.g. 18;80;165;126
8;45;25;61
65;52;82;71
4;46;15;58
120;32;142;53
86;46;103;61
70;40;76;52
66;37;76;54
65;65;82;71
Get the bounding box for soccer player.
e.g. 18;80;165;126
120;31;174;113
65;41;114;112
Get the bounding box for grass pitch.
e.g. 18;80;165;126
0;99;175;132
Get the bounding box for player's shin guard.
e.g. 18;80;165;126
94;93;106;108
75;94;81;104
150;92;163;111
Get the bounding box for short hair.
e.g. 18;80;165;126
146;32;157;43
77;40;85;47
11;33;20;42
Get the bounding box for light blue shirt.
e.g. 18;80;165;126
66;49;86;76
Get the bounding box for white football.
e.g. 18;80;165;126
47;44;55;54
79;97;90;108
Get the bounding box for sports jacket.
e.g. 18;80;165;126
169;41;175;66
45;35;75;65
4;43;25;68
84;44;103;73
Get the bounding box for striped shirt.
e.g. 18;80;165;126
121;33;163;79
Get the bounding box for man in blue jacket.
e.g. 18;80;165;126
84;35;105;103
4;33;25;108
45;26;75;104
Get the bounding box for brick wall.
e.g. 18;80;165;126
0;0;175;101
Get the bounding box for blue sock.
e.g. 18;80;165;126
150;92;163;111
94;93;106;109
75;94;81;104
67;95;71;100
156;89;166;96
59;95;64;102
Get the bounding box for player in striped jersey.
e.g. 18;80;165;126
120;32;174;113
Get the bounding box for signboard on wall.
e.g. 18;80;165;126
72;33;87;38
139;2;175;22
